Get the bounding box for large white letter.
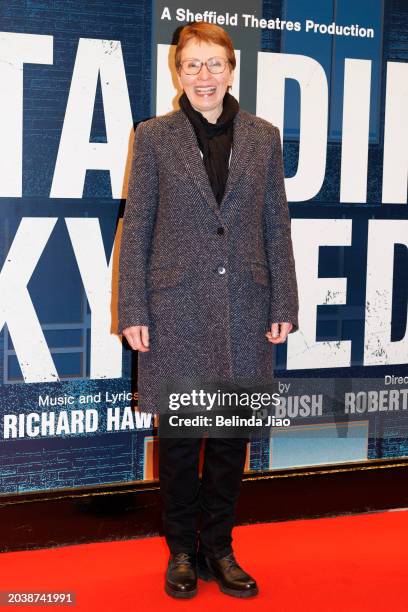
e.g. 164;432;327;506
0;32;53;196
256;52;328;202
51;39;133;199
340;59;372;203
0;218;58;382
287;219;352;369
66;218;122;378
382;62;408;204
364;220;408;364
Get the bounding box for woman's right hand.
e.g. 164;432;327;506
122;326;150;352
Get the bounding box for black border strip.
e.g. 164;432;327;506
0;459;407;552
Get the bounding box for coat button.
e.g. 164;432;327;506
217;227;225;235
217;266;226;275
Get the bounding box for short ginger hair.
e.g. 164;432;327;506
175;22;236;72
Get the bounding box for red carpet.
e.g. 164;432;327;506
0;509;407;611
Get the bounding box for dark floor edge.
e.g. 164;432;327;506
1;459;407;553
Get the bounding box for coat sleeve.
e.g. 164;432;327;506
117;121;158;334
263;126;299;333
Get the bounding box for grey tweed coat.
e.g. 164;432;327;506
117;108;299;413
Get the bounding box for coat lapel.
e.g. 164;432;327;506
220;111;256;214
167;109;256;219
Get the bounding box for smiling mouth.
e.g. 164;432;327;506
194;86;217;96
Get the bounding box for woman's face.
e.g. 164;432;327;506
177;39;234;121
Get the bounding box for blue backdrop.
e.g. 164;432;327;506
0;0;407;495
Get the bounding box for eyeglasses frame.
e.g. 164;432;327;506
178;56;231;76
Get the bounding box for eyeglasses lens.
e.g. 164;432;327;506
182;58;227;75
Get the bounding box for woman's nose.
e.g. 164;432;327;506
198;64;211;79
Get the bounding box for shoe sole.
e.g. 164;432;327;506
165;582;198;599
198;566;259;598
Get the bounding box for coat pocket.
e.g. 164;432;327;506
249;262;270;287
147;265;186;290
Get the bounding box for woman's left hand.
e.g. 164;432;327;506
265;322;293;344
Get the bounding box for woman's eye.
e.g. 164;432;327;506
187;61;199;69
208;59;222;67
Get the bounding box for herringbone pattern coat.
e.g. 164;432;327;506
117;108;299;413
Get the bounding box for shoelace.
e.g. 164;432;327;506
172;552;194;566
222;553;239;569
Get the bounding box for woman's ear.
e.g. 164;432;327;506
176;70;182;89
228;68;235;89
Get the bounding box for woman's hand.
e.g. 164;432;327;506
265;322;293;344
122;326;150;352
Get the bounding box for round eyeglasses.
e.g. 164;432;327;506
180;57;230;76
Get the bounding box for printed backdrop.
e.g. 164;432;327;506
0;0;407;494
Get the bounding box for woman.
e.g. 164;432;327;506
117;22;299;599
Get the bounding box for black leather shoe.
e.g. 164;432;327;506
165;552;198;599
197;551;258;598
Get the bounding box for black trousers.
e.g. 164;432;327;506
158;435;249;559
